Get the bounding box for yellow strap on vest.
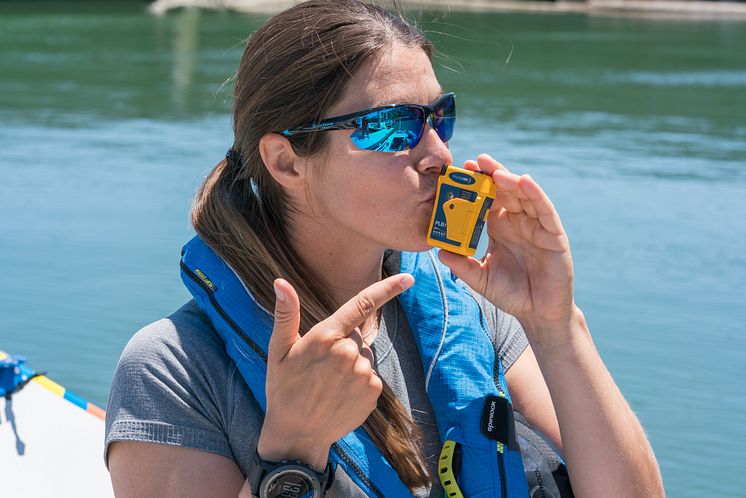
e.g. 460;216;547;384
438;440;464;498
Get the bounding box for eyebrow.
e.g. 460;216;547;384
370;88;445;108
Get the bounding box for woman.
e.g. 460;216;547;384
105;1;664;496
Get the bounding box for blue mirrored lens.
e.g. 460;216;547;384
350;107;425;152
349;94;455;152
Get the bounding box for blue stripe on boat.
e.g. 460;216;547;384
63;390;87;410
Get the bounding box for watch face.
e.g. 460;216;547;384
261;467;320;498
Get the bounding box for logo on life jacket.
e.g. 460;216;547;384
194;268;217;291
481;395;518;450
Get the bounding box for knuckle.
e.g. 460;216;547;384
352;359;372;379
273;307;295;324
354;294;376;318
368;374;383;395
333;340;359;365
364;381;383;413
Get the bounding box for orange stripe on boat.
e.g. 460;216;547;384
87;403;106;420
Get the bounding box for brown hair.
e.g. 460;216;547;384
192;0;434;491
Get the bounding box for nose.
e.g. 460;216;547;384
412;121;453;175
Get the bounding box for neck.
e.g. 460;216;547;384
288;213;386;308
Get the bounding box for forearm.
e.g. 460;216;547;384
525;308;664;497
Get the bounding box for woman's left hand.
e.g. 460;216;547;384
438;154;577;344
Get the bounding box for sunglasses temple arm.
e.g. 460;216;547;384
281;119;358;136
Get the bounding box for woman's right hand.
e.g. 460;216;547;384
257;273;414;471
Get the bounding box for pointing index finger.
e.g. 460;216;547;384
325;274;414;339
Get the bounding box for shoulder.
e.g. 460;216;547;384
105;301;249;468
117;300;228;373
112;300;237;402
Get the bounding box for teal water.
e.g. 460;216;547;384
1;4;744;495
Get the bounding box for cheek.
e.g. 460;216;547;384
316;166;386;221
332;161;410;216
315;142;433;245
339;177;414;231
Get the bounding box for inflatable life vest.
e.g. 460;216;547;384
181;236;572;497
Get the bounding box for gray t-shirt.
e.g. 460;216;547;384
105;256;529;497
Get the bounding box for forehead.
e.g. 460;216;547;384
330;43;443;115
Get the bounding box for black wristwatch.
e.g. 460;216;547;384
248;449;334;498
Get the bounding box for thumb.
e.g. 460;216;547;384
268;278;301;363
437;250;487;294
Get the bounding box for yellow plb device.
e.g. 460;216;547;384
426;165;496;257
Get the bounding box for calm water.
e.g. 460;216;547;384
1;3;744;496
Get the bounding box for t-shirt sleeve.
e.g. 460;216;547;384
492;306;529;372
104;302;236;468
463;284;529;372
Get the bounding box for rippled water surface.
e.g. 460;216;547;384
1;4;744;496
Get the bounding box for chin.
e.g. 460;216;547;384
384;214;436;253
390;232;433;253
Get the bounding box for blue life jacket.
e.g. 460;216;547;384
180;236;529;497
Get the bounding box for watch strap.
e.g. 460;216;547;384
248;449;334;497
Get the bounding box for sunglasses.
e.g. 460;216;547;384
280;92;456;153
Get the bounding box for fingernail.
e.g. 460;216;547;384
399;274;414;290
274;280;287;302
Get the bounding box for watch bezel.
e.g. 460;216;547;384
259;463;322;498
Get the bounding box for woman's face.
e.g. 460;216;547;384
304;43;453;253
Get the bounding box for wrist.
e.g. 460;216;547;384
257;423;331;472
521;304;589;353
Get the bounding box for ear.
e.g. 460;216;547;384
258;133;307;190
